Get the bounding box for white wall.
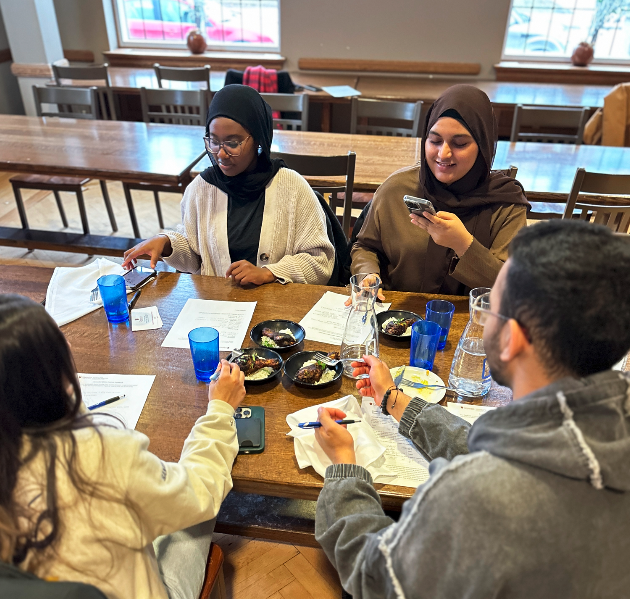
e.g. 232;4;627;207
0;7;24;114
53;0;110;62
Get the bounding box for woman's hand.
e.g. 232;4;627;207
209;359;246;410
410;211;474;257
122;235;172;270
226;261;276;286
352;355;395;406
314;407;356;465
344;273;386;306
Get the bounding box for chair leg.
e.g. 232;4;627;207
75;188;90;235
53;190;69;228
99;180;118;232
123;183;141;239
154;191;164;229
11;184;29;229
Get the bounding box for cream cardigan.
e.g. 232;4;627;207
163;168;335;285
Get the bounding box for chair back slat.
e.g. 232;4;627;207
140;88;207;126
510;105;589;145
33;85;98;120
351;98;423;137
153;63;212;88
261;93;309;131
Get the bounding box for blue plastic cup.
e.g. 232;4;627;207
410;320;441;371
97;274;129;323
188;327;220;382
425;300;455;351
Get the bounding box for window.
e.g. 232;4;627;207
503;0;630;62
113;0;280;51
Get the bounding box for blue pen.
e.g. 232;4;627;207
298;419;361;429
88;394;126;411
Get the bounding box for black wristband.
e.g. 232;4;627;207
381;386;397;416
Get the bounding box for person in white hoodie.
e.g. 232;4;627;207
0;293;245;599
123;84;334;286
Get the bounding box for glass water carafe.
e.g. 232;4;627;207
449;292;492;397
340;273;380;378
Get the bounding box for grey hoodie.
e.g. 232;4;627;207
315;369;630;599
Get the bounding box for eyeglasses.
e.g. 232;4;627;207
203;135;251;157
471;292;510;327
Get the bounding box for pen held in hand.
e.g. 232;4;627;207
88;394;126;411
298;419;361;429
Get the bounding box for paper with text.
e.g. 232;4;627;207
79;373;155;430
361;397;430;488
299;291;391;345
131;306;162;331
445;402;496;425
161;298;257;351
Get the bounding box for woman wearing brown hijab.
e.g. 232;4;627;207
351;84;529;296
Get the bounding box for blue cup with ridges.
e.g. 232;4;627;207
409;320;441;371
425;300;455;351
188;327;220;382
97;274;129;323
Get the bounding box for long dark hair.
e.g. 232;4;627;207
0;295;105;566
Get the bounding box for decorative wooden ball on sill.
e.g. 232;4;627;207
187;30;207;54
571;42;594;67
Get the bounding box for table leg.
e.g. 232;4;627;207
321;101;332;133
123;183;142;239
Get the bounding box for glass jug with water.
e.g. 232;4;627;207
340;273;380;378
449;288;492;397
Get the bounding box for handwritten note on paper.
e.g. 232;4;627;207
79;373;155;430
299;291;391;345
361;397;430;488
161;298;257;351
445;402;496;425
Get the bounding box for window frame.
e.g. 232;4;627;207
111;0;281;54
500;0;630;65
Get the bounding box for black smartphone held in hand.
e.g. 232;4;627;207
403;195;437;216
123;266;157;291
235;406;265;455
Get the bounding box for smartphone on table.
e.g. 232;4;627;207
123;266;157;291
403;195;437;216
234;406;265;455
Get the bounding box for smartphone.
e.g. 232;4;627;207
123;266;157;291
234;406;265;455
403;195;437;216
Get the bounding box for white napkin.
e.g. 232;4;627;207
286;395;393;480
45;258;126;326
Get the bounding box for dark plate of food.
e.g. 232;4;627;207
227;348;283;385
377;310;423;343
250;320;305;352
284;351;343;388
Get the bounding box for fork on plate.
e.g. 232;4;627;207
209;349;244;382
399;377;454;392
312;352;366;367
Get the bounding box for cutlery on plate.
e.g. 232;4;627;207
209;348;244;382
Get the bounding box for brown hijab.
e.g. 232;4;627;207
419;84;529;294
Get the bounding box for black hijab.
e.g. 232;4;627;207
418;84;529;294
200;84;285;201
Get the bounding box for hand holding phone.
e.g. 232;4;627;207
123;266;157;291
403;195;437;216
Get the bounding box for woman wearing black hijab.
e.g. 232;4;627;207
351;84;529;296
123;85;334;286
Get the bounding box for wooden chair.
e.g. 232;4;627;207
198;542;226;599
10;86;117;235
562;168;630;233
122;88;207;238
153;63;212;107
260;93;309;130
52;62;117;121
271;151;356;236
510;105;589;144
350;98;423;137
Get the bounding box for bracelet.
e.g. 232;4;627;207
381;386;398;416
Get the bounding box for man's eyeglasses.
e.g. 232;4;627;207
203;136;251;157
471;292;510;327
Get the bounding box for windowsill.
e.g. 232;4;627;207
495;61;630;85
104;48;285;70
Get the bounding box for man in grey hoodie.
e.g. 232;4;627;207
314;220;630;599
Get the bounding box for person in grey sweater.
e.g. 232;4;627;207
314;219;630;599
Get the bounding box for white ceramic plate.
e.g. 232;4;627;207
390;366;446;404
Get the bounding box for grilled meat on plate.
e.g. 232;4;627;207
262;328;295;347
234;354;280;376
384;318;416;336
295;352;338;384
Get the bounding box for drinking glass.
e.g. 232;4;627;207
188;327;220;382
425;300;455;350
97;274;129;323
409;320;442;371
469;287;491;316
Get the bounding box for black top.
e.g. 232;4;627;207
227;192;265;264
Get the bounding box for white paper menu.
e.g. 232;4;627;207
161;298;257;351
299;291;391;345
